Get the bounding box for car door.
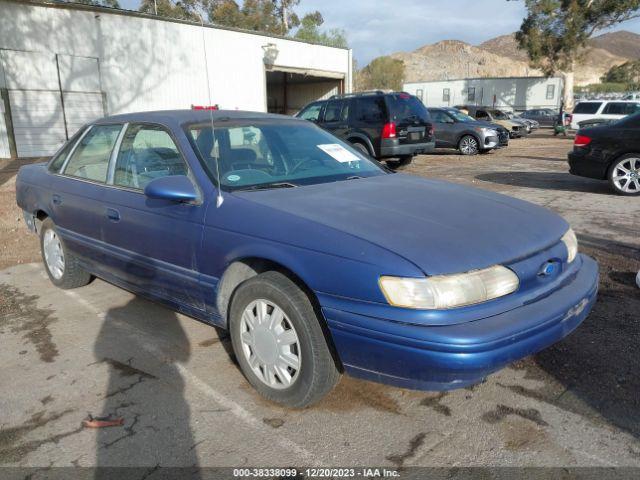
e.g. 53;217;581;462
351;96;387;157
429;109;456;147
100;123;207;311
48;123;124;268
321;99;350;141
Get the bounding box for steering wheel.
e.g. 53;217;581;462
289;158;323;175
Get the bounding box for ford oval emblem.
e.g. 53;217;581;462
538;261;557;277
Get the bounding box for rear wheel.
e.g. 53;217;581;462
40;218;91;289
458;135;479;155
350;141;370;156
229;271;340;408
608;154;640;196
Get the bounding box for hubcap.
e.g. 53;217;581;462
239;299;301;390
43;229;65;279
612;157;640;193
460;137;478;155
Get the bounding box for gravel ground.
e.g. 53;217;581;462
0;131;638;472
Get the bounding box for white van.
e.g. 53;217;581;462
571;100;640;129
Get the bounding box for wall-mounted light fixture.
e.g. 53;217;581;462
262;43;279;68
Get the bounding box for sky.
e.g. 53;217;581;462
119;0;640;65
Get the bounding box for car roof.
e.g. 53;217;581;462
94;109;297;127
577;100;638;103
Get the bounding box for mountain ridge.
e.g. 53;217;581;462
383;30;640;86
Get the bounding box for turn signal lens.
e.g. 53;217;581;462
379;265;519;310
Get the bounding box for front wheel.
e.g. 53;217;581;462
458;135;479;155
229;271;340;408
608;154;640;196
40;218;92;289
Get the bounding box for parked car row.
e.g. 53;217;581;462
296;92;542;163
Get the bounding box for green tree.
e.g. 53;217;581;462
602;60;640;88
358;56;405;91
208;0;245;27
293;11;348;48
138;0;202;21
514;0;640;108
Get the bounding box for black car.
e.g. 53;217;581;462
427;107;508;155
568;112;640;195
520;108;559;127
296;91;435;167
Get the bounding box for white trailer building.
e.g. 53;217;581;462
0;0;352;158
404;76;563;112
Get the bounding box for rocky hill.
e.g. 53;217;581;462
385;30;639;86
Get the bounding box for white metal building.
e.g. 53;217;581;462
0;0;352;158
404;76;563;112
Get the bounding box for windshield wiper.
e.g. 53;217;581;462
235;182;298;192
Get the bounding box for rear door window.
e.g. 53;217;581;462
386;94;430;123
573;103;602;114
63;124;123;183
602;102;640;115
475;110;490;120
354;97;387;124
114;124;187;190
323;100;344;122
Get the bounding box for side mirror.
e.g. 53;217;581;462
144;175;198;203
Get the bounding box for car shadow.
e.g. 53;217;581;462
506;155;567;162
514;234;640;439
475;171;612;194
93;295;202;477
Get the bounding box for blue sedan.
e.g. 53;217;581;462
16;110;599;407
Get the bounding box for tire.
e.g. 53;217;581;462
229;271;340;408
608;154;640;196
386;156;413;169
458;135;479;155
350;141;370;156
40;218;92;289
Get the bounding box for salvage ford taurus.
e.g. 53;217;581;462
16;110;599;408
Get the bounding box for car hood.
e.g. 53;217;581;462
234;174;568;275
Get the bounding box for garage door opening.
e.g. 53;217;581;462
266;70;343;116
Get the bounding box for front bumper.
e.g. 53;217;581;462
380;139;435;157
323;254;598;391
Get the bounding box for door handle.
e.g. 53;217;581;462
106;208;120;222
52;194;62;205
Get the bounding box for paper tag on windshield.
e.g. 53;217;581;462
317;144;360;163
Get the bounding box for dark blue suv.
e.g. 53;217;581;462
296;91;435;167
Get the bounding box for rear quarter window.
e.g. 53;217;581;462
573;103;602;114
386;94;430;123
354;97;387;123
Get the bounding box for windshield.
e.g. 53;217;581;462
490;110;509;120
447;109;476;123
187;120;387;190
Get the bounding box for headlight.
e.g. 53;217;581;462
561;228;578;263
379;265;519;310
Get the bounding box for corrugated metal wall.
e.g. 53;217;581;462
0;1;352;158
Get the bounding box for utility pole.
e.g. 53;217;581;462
154;0;158;15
